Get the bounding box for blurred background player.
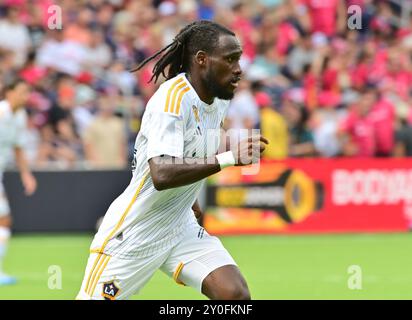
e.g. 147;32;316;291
0;78;37;285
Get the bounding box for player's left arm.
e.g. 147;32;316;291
14;146;37;196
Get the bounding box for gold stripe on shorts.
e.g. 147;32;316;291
173;262;186;286
86;254;111;296
89;255;111;297
84;253;104;294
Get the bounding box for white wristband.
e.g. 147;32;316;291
216;151;236;169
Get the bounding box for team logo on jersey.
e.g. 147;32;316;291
192;105;200;123
102;280;120;300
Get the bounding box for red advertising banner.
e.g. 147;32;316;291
204;159;412;234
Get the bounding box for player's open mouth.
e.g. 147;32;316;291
230;78;241;88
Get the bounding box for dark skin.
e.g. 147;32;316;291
149;34;269;300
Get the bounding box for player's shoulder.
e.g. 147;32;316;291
149;73;195;117
0;100;10;120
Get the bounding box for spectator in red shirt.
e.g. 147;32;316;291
381;51;412;101
338;90;376;157
299;0;346;37
368;88;395;157
230;2;257;62
350;50;371;90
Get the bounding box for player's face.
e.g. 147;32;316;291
205;34;243;100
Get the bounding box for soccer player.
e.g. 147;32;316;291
0;79;37;285
77;20;268;300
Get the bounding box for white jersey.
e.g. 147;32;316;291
90;73;230;259
0;100;27;173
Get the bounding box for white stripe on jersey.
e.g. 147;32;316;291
90;73;230;259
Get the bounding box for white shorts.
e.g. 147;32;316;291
76;224;237;300
0;174;10;218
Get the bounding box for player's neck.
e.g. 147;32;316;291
186;73;214;105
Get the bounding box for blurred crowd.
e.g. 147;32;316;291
1;0;412;170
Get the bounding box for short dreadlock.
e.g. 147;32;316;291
130;20;235;83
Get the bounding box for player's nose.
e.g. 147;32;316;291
233;61;242;76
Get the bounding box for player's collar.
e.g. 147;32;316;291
182;73;217;113
200;99;217;113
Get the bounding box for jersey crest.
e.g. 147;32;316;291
192;105;200;123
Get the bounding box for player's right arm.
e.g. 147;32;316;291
143;81;268;191
148;135;268;191
14;146;37;196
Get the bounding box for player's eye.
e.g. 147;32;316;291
227;57;234;63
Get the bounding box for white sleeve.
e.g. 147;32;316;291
14;110;27;148
145;96;187;160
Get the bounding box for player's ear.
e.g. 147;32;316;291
194;51;207;67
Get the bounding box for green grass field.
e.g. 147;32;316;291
0;233;411;300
